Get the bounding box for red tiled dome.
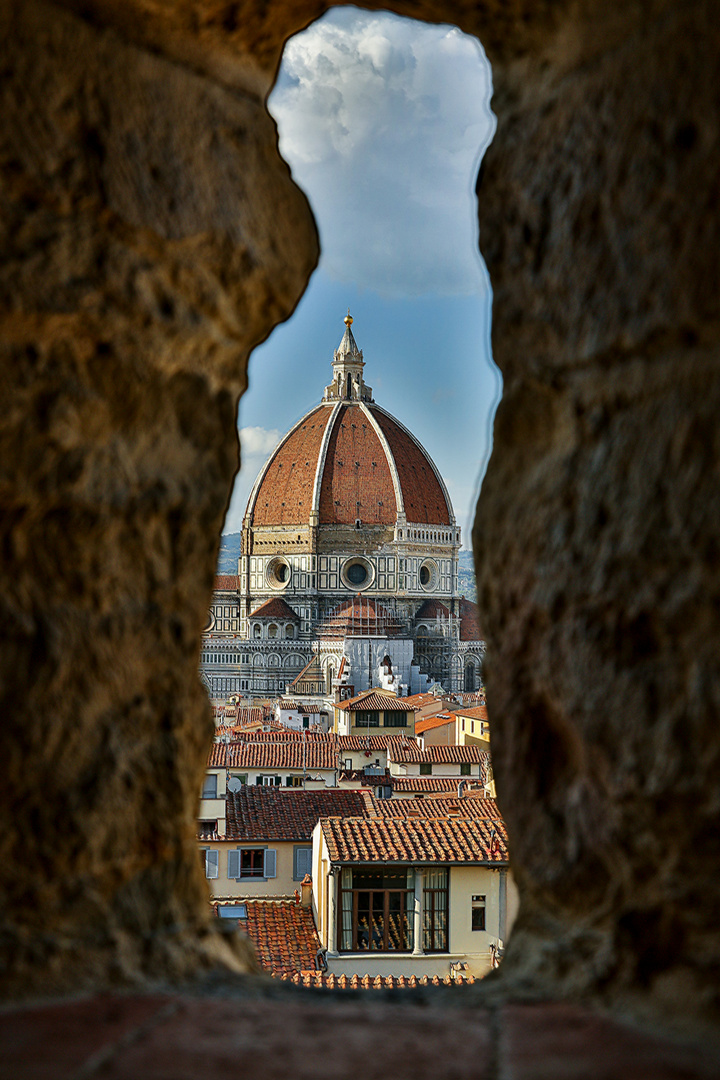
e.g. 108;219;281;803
246;400;452;529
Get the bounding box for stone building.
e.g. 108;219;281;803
201;315;485;701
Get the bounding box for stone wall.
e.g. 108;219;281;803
0;0;717;1030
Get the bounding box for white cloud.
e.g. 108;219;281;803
270;9;495;297
221;427;284;533
239;426;283;457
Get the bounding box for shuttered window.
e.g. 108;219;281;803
227;848;277;879
204;850;219;879
294;846;312;881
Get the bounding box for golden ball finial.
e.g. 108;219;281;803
344;309;353;327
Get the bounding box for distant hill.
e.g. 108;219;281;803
216;535;478;598
217;532;242;574
458;549;477;602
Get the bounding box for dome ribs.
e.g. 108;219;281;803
252;405;330;526
318;404;396;525
370;409;451;526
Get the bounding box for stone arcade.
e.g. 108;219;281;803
201;314;485;701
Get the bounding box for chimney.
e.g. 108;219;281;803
301;873;313;907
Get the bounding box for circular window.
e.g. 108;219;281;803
266;557;291;589
341;557;374;591
419;559;439;591
347;563;367;585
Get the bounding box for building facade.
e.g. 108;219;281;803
200;315;485;702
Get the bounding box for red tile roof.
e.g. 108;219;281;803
207;735;337;770
459;597;483;641
388;739;489;764
213;899;321;978
227;741;338;771
392;777;488;793
283;972;476;989
318;403;397;525
225;786;370;841
455;704;489;722
320;816;508;864
214;900;477;987
415;599;451;621
336;734;405;751
337;690;414;712
370;406;451;525
249;597;300;620
251;405;331;526
415;713;455;734
400;692;443;708
366;796;503;820
214;575;239;591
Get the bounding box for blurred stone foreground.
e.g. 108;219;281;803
0;0;718;1075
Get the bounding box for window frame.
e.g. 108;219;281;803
293;845;313;881
419;762;433;776
459;762;471;777
337;867;414;953
422;868;449;952
355;710;380;728
201;773;218;799
383;710;408;728
227;846;277;881
201;848;219;879
471;894;486;931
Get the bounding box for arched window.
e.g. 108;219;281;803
285;624;295;639
464;662;475;691
268;623;278;639
253;624;261;639
346;373;352;398
326;665;335;694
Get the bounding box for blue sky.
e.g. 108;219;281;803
223;7;500;545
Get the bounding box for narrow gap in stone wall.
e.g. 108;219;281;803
221;7;500;604
199;8;509;985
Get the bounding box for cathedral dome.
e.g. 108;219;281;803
245;316;454;531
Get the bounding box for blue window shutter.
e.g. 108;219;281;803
227;849;240;879
205;850;219;879
264;849;277;878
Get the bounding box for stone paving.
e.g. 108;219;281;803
1;991;718;1079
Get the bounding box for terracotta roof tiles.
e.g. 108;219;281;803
225;786;370;841
367;796;502;820
391;777;488;793
249;597;300;620
415;599;451;621
455;704;489;722
370;406;451;525
388;739;489;764
415;713;455;734
336;734;404;751
213;899;321;978
250;405;331;526
227;741;338;771
214;574;239;591
337;690;414;712
318;403;397;525
283;972;476;989
320;815;508;864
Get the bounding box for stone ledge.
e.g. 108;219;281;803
1;990;717;1079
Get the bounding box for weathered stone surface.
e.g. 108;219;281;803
0;0;314;995
0;0;718;1045
473;0;720;1025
